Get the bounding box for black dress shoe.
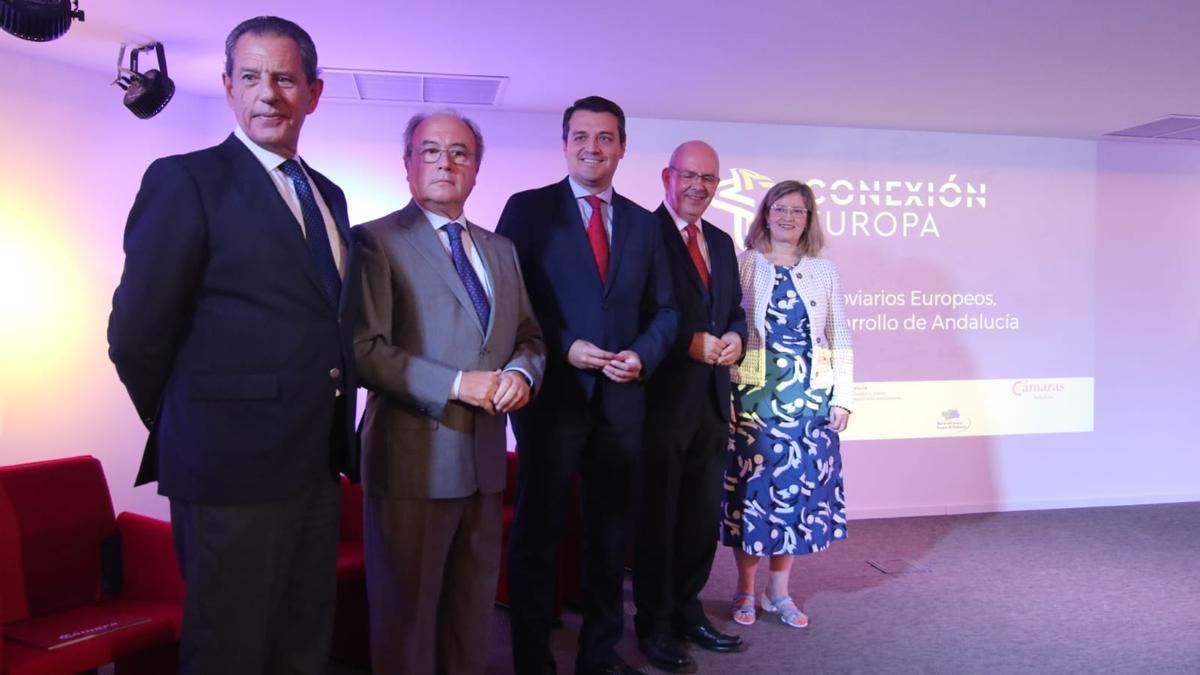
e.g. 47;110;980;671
637;633;697;673
675;622;745;653
581;661;649;675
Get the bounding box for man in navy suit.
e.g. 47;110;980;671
632;141;748;672
498;96;678;675
107;16;356;675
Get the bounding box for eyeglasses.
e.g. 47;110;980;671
769;204;809;219
668;166;719;187
417;146;474;165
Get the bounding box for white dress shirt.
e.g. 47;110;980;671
416;205;494;299
568;176;614;242
663;200;710;272
414;205;531;399
232;125;347;277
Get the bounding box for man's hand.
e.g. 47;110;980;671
568;339;616;371
457;370;500;415
688;332;727;365
716;332;743;367
602;350;642;383
828;406;851;432
493;370;532;413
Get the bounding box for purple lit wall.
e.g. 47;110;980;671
1;53;1196;521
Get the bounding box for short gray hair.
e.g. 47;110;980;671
402;109;485;164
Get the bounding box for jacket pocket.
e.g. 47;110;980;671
188;373;280;401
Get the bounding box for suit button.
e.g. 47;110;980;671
329;367;341;379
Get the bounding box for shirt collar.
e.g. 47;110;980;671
232;125;298;173
416;203;468;232
662;200;696;232
568;176;614;205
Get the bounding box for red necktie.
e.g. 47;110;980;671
584;195;609;285
685;222;710;290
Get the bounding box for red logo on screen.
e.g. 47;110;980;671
1011;380;1066;397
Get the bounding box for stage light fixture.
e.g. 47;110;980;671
113;41;175;119
0;0;84;42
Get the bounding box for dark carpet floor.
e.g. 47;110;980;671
333;501;1200;674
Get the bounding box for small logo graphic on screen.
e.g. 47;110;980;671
708;168;989;250
1011;380;1066;398
936;408;972;433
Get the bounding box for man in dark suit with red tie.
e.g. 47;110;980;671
632;141;748;672
107;16;356;675
497;96;678;675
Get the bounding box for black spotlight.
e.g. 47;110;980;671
114;41;175;119
0;0;84;42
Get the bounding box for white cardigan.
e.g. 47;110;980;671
729;249;854;411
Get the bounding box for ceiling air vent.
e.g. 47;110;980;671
1106;115;1200;142
319;68;507;106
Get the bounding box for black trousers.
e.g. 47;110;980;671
507;393;643;674
632;399;728;637
170;478;341;675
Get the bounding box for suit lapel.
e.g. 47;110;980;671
398;202;486;336
656;204;710;302
306;161;352;310
555;179;606;294
221;135;335;309
306;161;351;249
470;222;504;341
700;220;727;314
606;194;633;296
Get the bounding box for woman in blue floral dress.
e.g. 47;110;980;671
722;180;854;629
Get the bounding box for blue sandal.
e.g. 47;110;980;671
761;593;809;628
731;593;756;625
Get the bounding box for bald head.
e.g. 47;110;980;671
663;140;720;223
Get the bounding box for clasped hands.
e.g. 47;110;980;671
567;340;642;383
456;370;530;415
688;331;742;367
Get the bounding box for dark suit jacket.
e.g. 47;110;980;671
646;205;747;423
352;201;546;499
496;178;677;422
108;134;360;504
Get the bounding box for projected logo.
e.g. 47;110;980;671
1011;380;1066;399
709;168;988;249
935;408;972;433
709;168;774;248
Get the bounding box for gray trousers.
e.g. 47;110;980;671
364;490;503;675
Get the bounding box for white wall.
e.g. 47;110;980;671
1;52;1197;521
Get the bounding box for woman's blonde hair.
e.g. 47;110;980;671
743;180;824;256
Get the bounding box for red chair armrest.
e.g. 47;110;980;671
115;512;185;604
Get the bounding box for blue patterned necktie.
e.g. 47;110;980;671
280;159;342;305
444;221;490;331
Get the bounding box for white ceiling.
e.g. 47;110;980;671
3;0;1198;140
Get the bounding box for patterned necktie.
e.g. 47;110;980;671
685;222;710;290
280;159;342;305
584;195;609;285
444;222;491;331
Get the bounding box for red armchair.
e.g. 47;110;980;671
0;455;184;675
496;450;576;615
330;476;368;667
